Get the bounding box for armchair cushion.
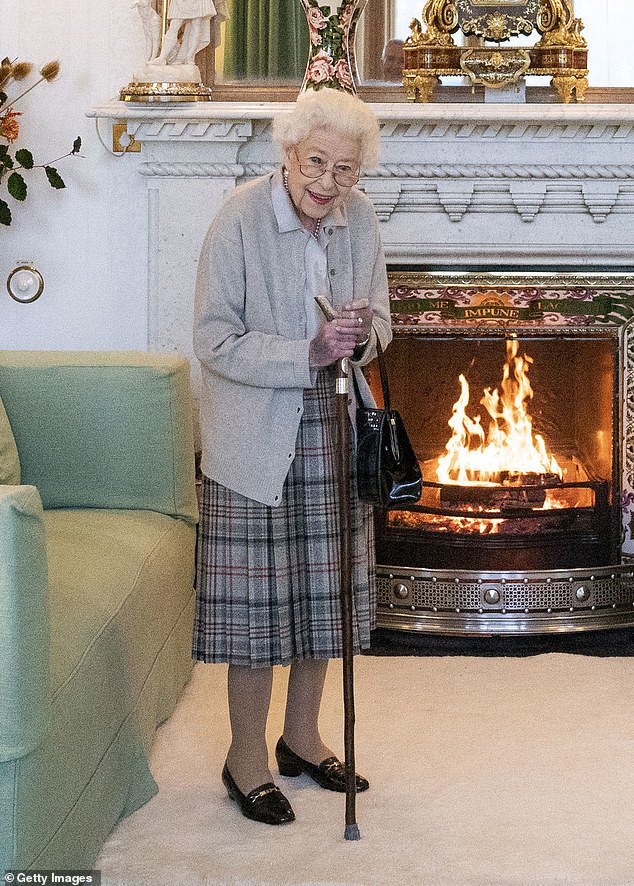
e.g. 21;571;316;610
0;351;197;521
0;396;20;484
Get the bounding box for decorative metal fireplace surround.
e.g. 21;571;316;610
89;100;634;632
374;270;634;634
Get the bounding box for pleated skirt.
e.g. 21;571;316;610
192;368;376;668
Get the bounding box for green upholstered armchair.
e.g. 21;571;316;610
0;351;198;871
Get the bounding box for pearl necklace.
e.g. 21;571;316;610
283;167;321;241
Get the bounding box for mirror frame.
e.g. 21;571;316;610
210;82;634;103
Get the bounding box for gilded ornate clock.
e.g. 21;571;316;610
403;0;588;102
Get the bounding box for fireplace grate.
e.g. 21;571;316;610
376;565;634;634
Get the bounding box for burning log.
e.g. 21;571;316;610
388;505;574;535
440;471;562;512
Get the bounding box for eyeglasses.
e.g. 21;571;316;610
293;148;360;188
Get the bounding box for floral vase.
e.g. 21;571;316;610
301;0;369;94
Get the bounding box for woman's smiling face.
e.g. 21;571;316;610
284;126;361;231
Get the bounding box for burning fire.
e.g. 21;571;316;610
436;339;562;486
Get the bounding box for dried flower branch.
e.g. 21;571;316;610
40;60;60;82
12;62;33;81
0;56;81;226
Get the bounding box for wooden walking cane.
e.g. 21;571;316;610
315;296;360;841
335;354;361;841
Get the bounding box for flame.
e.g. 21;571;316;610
436;339;563;485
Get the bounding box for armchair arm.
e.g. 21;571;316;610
0;352;198;523
0;485;50;761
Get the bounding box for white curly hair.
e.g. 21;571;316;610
272;88;380;170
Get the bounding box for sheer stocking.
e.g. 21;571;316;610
225;664;273;794
282;658;333;764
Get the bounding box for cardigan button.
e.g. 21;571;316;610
329;268;336;276
327;227;333;235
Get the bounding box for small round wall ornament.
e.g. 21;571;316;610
300;0;368;94
6;263;44;303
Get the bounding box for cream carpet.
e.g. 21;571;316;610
97;654;634;886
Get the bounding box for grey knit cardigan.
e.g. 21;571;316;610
193;171;392;507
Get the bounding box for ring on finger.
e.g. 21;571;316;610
357;316;363;326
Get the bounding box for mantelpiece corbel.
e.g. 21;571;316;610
88;100;634;366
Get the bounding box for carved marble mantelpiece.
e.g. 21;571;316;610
89;101;634;368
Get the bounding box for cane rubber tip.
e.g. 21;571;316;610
344;823;361;841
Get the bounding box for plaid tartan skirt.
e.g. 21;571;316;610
192;368;376;668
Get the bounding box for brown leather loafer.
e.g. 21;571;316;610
275;736;369;793
221;763;295;825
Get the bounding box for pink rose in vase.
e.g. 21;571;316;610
306;6;328;30
307;51;336;84
309;24;323;46
334;58;354;90
339;3;356;31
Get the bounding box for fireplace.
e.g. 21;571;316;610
372;270;634;634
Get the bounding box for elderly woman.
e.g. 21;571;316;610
193;88;391;826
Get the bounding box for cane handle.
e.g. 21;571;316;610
314;295;338;322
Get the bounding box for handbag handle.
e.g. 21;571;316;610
351;329;402;463
350;325;391;409
373;336;392;413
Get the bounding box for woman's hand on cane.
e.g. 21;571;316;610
340;298;373;346
309;299;374;369
309;321;356;368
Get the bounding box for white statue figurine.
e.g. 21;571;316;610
149;0;228;67
129;0;228;89
132;0;162;63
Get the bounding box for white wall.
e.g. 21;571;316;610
574;0;633;86
0;0;149;350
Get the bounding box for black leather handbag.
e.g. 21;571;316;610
353;337;422;509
